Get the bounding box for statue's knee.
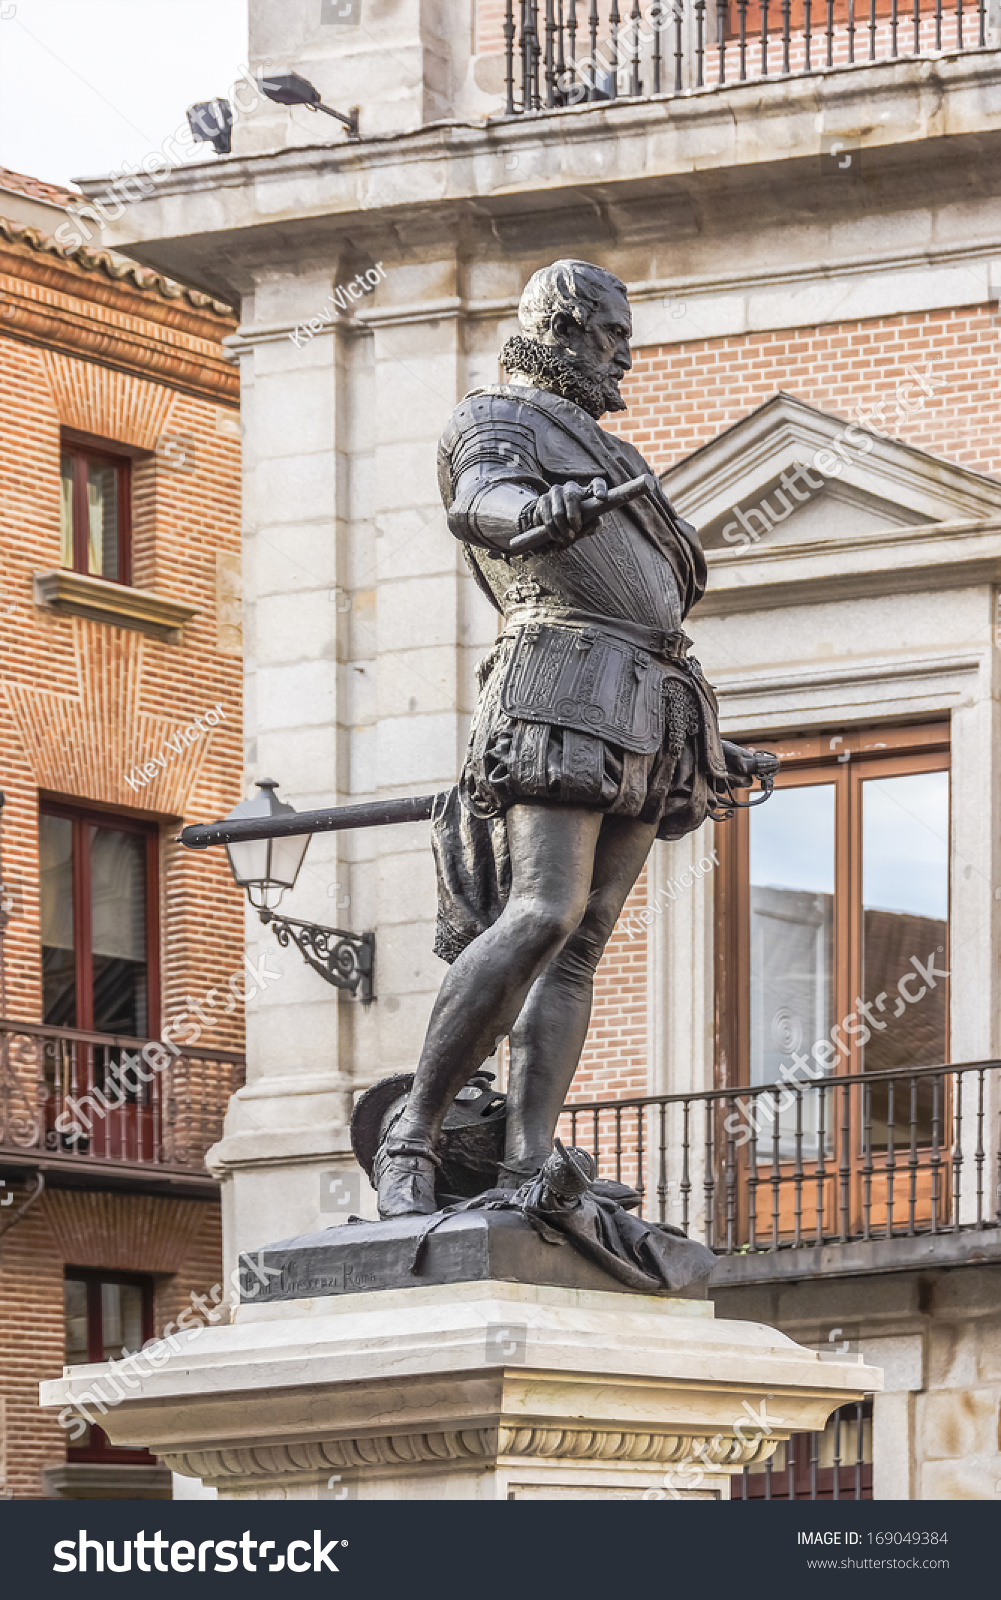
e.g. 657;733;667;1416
506;895;584;961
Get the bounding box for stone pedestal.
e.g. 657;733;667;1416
41;1280;881;1501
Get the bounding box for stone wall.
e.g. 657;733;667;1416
713;1265;1001;1501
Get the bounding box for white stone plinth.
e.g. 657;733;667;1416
41;1281;881;1501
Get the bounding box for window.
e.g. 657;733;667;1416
715;723;949;1238
59;441;131;584
40;803;160;1036
63;1271;156;1462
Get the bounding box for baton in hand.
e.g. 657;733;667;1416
508;472;659;554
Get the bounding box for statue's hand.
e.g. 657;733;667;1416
722;740;781;787
527;477;608;549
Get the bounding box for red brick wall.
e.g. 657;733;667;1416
572;868;648;1103
0;231;245;1048
607;302;1000;475
476;0;507;55
0;1188;223;1500
0;218;243;1499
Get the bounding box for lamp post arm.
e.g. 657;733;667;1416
178;792;442;850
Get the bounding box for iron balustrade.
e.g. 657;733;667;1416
502;0;993;113
737;1399;873;1500
558;1057;1001;1252
0;1018;244;1176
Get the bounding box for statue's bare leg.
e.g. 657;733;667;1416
500;812;661;1180
378;803;603;1215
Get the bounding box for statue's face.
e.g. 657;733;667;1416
551;286;633;414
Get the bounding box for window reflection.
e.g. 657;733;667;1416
40;814;75;1027
91;827;148;1036
749;785;835;1158
86;460;119;579
861;771;949;1146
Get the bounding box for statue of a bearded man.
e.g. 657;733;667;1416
371;259;775;1219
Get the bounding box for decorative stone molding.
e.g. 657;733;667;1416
663;392;1001;543
162;1424;778;1487
33;570;198;642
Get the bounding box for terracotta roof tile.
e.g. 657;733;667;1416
0;166;83;208
0;213;234;317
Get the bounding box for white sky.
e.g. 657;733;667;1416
0;0;248;191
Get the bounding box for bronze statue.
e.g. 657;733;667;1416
368;260;777;1221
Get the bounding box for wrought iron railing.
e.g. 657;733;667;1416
737;1400;873;1500
0;1018;244;1176
559;1058;1000;1252
503;0;995;114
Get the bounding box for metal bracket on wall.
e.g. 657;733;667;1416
259;908;375;1002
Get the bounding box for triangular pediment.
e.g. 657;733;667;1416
661;393;1001;551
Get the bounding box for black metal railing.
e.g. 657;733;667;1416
737;1400;873;1500
503;0;992;113
0;1018;244;1175
558;1058;1000;1252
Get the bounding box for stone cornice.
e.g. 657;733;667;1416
77;53;1001;303
711;649;984;738
0;228;239;407
697;521;1001;615
33;570;199;642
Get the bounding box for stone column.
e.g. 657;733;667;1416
207;267;353;1281
236;0;477;154
207;258;498;1276
862;1333;924;1500
647;823;717;1236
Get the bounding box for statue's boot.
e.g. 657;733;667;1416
374;1136;440;1217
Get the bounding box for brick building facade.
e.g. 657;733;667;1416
0;170;245;1499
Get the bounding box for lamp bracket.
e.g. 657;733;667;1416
259;908;374;1002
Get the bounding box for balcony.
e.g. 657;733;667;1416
0;1019;244;1198
503;0;997;114
560;1058;1001;1283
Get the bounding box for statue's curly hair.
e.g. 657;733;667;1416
517;258;627;339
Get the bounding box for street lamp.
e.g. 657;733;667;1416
223;779;311;911
220;780;374;1001
260;71;360;139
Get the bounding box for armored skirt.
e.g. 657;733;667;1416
432;614;724;963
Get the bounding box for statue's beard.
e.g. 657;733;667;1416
598;369;627;414
499;335;625;420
